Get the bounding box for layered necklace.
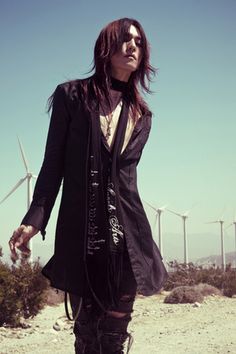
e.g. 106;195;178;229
100;77;128;141
101;100;122;140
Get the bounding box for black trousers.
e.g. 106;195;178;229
69;245;137;353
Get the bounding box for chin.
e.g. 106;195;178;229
124;64;138;72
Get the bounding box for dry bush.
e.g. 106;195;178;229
164;261;200;290
0;261;21;326
0;251;49;327
222;266;236;297
11;260;49;319
194;283;222;297
164;285;204;304
195;265;225;289
165;261;236;297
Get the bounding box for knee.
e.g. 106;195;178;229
107;310;127;318
106;294;135;319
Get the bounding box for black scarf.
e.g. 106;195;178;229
86;78;129;308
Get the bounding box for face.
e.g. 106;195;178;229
110;25;143;81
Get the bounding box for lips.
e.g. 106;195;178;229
125;54;136;60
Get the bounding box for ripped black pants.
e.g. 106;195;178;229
69;247;137;354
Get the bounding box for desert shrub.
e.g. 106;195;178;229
164;260;200;290
222;265;236;297
194;283;222;297
11;260;49;318
165;260;236;297
164;285;204;304
0;262;22;326
194;266;224;289
0;254;49;327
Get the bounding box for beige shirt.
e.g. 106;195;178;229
100;100;136;154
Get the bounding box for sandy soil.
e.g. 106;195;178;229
0;292;236;354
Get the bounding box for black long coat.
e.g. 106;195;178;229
22;78;168;297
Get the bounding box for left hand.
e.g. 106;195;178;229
9;224;39;260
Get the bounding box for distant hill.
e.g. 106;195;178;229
194;251;236;267
157;232;235;265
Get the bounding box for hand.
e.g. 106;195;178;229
9;225;39;260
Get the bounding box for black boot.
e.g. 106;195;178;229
98;331;133;354
97;314;133;354
69;294;100;354
74;319;99;354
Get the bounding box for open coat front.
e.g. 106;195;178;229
22;78;168;297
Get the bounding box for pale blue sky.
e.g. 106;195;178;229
0;0;236;263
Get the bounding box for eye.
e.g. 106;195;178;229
135;39;142;47
123;33;143;47
123;33;132;42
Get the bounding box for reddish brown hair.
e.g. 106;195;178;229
48;18;156;120
91;17;156;119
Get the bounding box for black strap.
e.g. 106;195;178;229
64;291;83;321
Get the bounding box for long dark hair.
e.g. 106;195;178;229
48;18;156;120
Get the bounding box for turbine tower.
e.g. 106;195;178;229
0;137;37;261
207;218;225;270
166;208;190;264
143;201;166;257
226;216;236;268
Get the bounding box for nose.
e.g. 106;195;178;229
127;38;136;52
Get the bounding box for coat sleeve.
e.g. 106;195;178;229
21;84;71;239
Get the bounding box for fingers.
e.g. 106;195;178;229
15;231;31;254
9;225;39;259
9;225;25;260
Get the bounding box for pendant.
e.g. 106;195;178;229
106;126;111;140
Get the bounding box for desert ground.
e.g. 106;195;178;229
0;291;236;354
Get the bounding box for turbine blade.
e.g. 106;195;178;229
205;220;220;224
188;202;199;212
159;204;168;211
32;175;38;179
183;210;190;217
0;177;27;204
166;208;182;217
143;200;157;212
154;213;158;227
225;223;233;230
17;136;29;173
218;206;226;220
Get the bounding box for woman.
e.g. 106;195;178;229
9;18;168;354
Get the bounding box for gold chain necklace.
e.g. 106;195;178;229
101;100;122;140
104;112;113;140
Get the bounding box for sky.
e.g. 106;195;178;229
0;0;236;264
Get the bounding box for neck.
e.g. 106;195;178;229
111;69;131;82
110;76;128;93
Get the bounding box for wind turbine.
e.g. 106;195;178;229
226;215;236;268
143;201;167;258
0;137;37;261
166;208;190;265
206;217;225;270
